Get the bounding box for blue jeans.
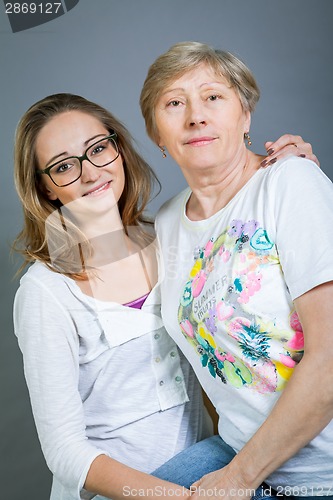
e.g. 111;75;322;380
153;435;277;499
153;435;333;500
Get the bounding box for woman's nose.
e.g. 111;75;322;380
187;100;207;127
80;159;101;183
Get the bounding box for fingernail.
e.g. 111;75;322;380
268;157;277;165
266;148;274;155
299;154;306;158
260;159;268;167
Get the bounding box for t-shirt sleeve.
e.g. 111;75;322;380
13;272;105;499
271;157;333;299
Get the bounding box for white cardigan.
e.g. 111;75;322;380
14;261;205;500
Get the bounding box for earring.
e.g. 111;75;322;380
159;146;167;158
244;132;252;146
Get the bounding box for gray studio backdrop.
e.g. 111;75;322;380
0;1;332;498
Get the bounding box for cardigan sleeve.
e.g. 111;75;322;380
13;271;105;500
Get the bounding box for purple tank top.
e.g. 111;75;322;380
123;292;149;309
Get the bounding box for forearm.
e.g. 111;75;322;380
228;354;333;489
85;454;190;500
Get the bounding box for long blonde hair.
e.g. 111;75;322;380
13;93;160;279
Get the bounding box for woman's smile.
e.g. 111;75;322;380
185;136;217;146
83;180;112;197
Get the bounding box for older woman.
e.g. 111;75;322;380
140;42;333;500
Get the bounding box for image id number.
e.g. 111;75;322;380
276;485;333;496
5;3;62;14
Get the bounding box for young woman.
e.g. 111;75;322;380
13;92;315;500
13;93;206;500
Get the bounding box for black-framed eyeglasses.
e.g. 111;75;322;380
36;133;119;187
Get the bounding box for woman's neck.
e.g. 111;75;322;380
185;150;264;221
86;229;135;269
58;200;131;267
79;206;123;240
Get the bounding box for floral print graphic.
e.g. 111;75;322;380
178;219;304;393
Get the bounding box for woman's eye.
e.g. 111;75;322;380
208;95;220;101
167;100;181;107
91;145;105;155
55;162;73;174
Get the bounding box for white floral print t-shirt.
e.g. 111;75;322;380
156;157;333;495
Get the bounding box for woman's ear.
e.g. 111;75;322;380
155;128;161;147
244;111;251;134
40;182;58;201
45;188;58;201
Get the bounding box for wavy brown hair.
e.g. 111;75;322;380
13;93;160;278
